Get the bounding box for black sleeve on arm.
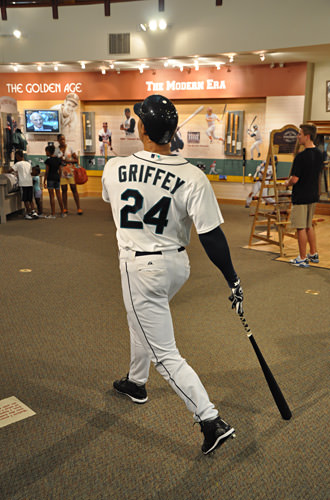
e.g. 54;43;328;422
128;118;135;133
199;226;238;288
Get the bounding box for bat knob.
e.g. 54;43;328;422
231;433;236;439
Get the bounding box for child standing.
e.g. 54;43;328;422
32;165;45;217
44;145;65;218
10;150;38;219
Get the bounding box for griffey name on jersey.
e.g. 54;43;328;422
118;164;185;195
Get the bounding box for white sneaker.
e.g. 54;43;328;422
24;214;33;220
289;256;309;268
46;214;56;219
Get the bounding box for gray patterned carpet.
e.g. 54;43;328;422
0;198;329;500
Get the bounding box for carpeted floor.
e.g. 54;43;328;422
0;199;329;500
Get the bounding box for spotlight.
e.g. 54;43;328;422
149;20;157;31
13;30;21;39
159;19;167;30
81;62;86;69
260;53;265;62
101;68;106;75
37;65;42;71
13;65;18;72
164;60;169;67
54;64;59;71
229;55;234;63
139;23;147;32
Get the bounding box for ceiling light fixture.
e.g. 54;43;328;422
101;68;106;75
260;53;265;62
158;19;167;30
81;62;86;69
54;64;59;71
37;65;42;72
164;60;169;67
215;63;222;70
13;29;21;39
149;20;157;31
139;23;147;32
13;65;18;72
229;55;234;63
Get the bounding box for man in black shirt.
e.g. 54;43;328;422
285;123;323;267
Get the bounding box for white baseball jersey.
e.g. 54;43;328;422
99;128;112;143
102;150;224;252
206;113;218;127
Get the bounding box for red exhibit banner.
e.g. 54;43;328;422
0;63;307;101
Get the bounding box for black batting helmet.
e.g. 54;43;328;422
134;95;178;145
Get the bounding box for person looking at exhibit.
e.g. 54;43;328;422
55;134;83;215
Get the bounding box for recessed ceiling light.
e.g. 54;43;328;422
159;19;167;30
149;20;157;31
13;30;21;39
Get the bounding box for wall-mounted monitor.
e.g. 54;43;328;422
24;109;61;134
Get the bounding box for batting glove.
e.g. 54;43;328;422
229;278;244;316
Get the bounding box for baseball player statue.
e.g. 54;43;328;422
102;94;244;455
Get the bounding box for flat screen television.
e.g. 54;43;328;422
24;109;61;134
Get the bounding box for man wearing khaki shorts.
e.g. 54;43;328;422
285;123;324;268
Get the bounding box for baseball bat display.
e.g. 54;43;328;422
239;314;292;420
224;112;229;152
82;113;86;150
234;114;239;154
229;113;234;153
177;105;204;130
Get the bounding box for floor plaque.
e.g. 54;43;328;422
0;396;36;429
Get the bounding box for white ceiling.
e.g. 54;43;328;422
4;43;330;74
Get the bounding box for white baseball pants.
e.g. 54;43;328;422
250;140;262;158
119;248;218;422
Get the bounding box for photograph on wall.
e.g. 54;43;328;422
327;81;330;112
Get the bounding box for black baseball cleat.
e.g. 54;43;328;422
200;416;235;455
113;375;148;404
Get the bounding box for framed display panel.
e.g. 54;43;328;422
224;111;244;156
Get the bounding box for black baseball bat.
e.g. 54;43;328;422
239;314;292;420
